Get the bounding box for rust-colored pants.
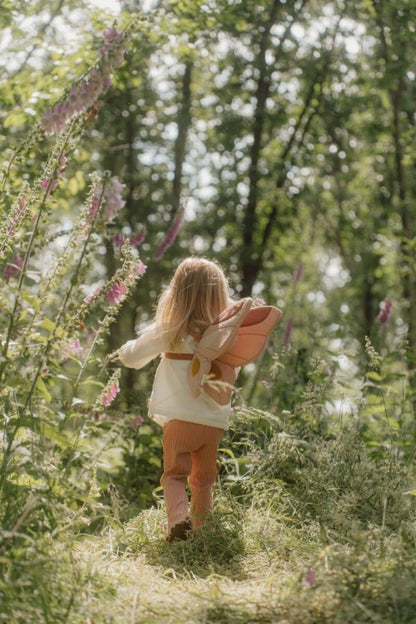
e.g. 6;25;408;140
161;419;225;530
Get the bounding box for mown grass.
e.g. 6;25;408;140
2;411;416;623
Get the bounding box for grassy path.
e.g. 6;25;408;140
4;424;416;623
74;502;319;624
67;425;416;624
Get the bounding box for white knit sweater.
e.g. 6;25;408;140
118;326;231;430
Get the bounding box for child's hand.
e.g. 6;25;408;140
107;349;121;363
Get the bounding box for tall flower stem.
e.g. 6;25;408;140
0;121;80;385
67;298;120;417
1;126;41;193
64;251;145;420
24;180;108;410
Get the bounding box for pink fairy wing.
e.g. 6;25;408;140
200;306;282;404
218;306;282;367
194;297;253;360
187;297;253;398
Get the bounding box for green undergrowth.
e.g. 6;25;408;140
1;414;416;623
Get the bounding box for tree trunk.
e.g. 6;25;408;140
240;3;340;297
172;61;193;213
373;0;416;376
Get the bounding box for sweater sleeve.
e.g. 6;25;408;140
118;325;166;370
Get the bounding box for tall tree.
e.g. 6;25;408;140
370;0;416;376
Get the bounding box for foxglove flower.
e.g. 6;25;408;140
2;255;23;280
99;26;124;58
293;263;303;282
377;299;392;324
112;234;126;248
104;177;126;222
87;176;125;224
87;194;101;223
106;282;128;305
303;569;316;587
103;381;120;406
155;209;185;260
84;285;103;304
127;415;144;428
40;26;127;135
41;178;59;195
41;154;68;197
62;339;84;359
127;261;147;279
129;229;146;246
5;193;29;239
284;319;294;347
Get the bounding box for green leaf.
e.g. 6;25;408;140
79;379;105;388
39;318;56;333
366;371;383;381
71;397;88;406
36;378;52;403
40;423;71;449
3;111;27;128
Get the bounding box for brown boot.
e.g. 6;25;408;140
166;519;193;542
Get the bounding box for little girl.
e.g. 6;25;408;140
116;257;234;542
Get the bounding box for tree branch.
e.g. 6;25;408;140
259;15;344;259
8;0;66;80
240;0;309;295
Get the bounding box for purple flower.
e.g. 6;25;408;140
40;27;127;136
69;339;83;352
127;415;144;428
41;178;59;196
104;177;126;222
106;282;128;305
293;263;303;283
103;381;120;406
128;261;147;279
155;209;185;260
112;234;126;248
62;339;84;359
303;568;316;587
129;229;146;246
99;27;124;57
41;154;68;197
88;177;126;224
84;285;102;304
6;194;30;238
284;318;293;347
2;255;23;280
103;26;122;43
377;299;392;324
87;195;101;224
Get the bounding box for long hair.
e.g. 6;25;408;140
154;257;231;349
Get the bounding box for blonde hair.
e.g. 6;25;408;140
154;257;231;349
